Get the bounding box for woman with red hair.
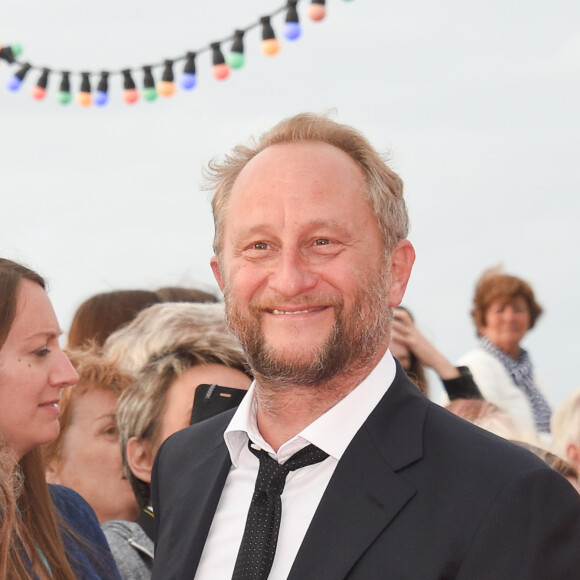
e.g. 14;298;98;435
458;267;552;441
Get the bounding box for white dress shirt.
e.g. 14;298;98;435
194;350;396;579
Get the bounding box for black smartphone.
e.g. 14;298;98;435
190;383;248;425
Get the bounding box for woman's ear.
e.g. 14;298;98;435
126;437;154;484
45;459;62;484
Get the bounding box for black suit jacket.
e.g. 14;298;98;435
152;365;580;579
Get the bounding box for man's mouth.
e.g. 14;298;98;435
267;306;327;315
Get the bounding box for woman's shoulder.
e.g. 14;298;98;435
101;519;154;578
101;518;152;551
48;483;98;523
48;484;122;580
458;346;491;363
456;347;512;391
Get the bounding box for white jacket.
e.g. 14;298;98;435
457;347;552;439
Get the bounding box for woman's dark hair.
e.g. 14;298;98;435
0;259;78;578
68;290;160;348
0;258;46;351
393;306;428;396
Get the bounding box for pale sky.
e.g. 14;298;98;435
2;0;579;405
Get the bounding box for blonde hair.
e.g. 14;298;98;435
446;398;539;444
551;388;580;459
103;302;229;373
205;112;409;259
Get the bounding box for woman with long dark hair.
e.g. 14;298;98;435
0;258;120;579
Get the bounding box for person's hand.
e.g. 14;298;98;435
392;308;459;380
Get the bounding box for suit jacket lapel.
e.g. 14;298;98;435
288;368;428;580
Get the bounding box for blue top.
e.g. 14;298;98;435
48;484;121;580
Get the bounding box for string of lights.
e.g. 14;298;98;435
0;0;353;107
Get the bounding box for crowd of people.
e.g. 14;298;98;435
1;112;580;578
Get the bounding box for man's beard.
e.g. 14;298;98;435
223;263;391;388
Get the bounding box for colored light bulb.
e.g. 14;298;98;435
31;85;46;100
261;38;281;56
284;22;302;41
94;72;109;106
11;44;23;59
226;30;245;70
156;81;175;97
308;0;326;21
76;72;92;107
142;66;157;101
7;77;22;91
77;92;92;107
7;63;31;92
180;73;197;90
211;43;230;80
31;68;49;101
284;1;302;41
122;70;139;104
157;60;175;97
123;89;139;104
93;91;107;106
57;91;72;104
260;16;281;57
57;72;71;105
180;52;197;90
0;44;19;64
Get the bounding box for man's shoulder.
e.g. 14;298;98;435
167;407;234;444
155;407;235;472
370;372;548;479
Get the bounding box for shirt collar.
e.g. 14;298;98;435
224;350;396;465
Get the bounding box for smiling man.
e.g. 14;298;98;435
152;113;580;580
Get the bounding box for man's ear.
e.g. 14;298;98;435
126;437;154;484
388;239;415;308
210;256;225;292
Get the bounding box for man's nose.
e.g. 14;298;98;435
268;247;317;298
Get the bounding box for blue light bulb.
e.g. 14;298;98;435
180;73;197;90
7;76;22;91
94;90;109;106
284;22;302;41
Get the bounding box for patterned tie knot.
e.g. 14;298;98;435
249;443;329;496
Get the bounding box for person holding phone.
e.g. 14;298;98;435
102;334;251;580
391;306;482;400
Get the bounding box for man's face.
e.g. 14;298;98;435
212;142;409;386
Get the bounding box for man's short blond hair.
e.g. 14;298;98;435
205;112;409;260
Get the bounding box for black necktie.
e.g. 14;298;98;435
231;441;329;580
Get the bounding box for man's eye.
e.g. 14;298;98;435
314;239;330;246
254;242;269;250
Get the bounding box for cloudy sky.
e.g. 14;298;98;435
2;0;579;405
